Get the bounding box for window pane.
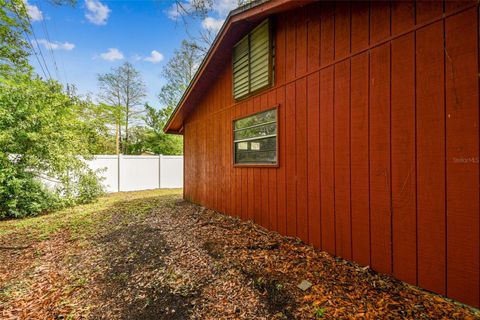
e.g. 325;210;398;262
234;109;276;130
234;122;276;141
235;136;276;164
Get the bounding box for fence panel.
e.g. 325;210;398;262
85;155;183;192
119;155;160;192
160;155;184;188
86;155;119;192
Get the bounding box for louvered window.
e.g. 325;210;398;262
233;19;272;100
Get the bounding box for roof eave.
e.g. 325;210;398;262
163;0;310;134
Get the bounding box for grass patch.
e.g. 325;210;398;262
0;189;181;241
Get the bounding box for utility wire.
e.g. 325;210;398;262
11;1;49;79
38;1;61;82
51;13;69;86
19;0;53;80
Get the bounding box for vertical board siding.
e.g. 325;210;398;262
334;60;352;260
268;90;278;232
445;8;479;306
416;20;446;295
182;0;480;308
369;43;392;275
391;33;417;284
350;52;370;267
276;86;287;235
296;78;308;242
307;72;321;248
320;66;336;254
285;83;297;237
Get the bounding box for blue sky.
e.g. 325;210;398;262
25;0;237;107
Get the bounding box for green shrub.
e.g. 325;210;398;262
0;77;105;219
76;169;105;204
0;158;63;219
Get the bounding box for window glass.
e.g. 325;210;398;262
233;108;277;165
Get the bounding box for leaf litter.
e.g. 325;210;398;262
0;190;479;319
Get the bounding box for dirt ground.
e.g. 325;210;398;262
0;190;479;319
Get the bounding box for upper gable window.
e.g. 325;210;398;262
233;19;272;100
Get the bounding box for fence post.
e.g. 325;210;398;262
117;154;121;192
158;154;162;189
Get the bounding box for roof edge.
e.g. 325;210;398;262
164;0;307;134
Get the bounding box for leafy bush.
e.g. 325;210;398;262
0;156;63;218
75;169;105;204
0;76;105;219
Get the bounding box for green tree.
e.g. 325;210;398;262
0;75;104;218
0;0;31;77
149;40;204;155
158;40;203;110
97;62;146;154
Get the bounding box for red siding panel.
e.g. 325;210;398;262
268;90;277;231
307;3;320;72
391;33;417;284
307;72;321;248
369;43;392;275
275;13;286;86
285;13;296;82
416;0;443;24
296;78;308;242
416;21;446;295
370;0;391;44
320;67;335;254
334;1;351;60
285;82;297;237
295;8;307;78
277;86;287;235
320;2;334;67
334;60;352;260
391;0;414;36
351;1;369;52
260;94;270;228
445;8;479;306
350;52;370;266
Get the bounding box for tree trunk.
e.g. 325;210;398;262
124;110;129;155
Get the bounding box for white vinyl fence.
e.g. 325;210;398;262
87;155;183;192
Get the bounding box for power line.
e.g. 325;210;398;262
18;0;53;80
38;1;61;82
51;12;69;85
11;2;49;79
25;17;53;80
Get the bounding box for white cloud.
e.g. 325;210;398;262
202;17;224;33
100;48;124;61
144;50;164;63
25;0;43;21
35;39;75;51
166;3;184;20
211;0;238;17
85;0;110;25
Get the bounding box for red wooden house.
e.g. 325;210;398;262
164;0;480;308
